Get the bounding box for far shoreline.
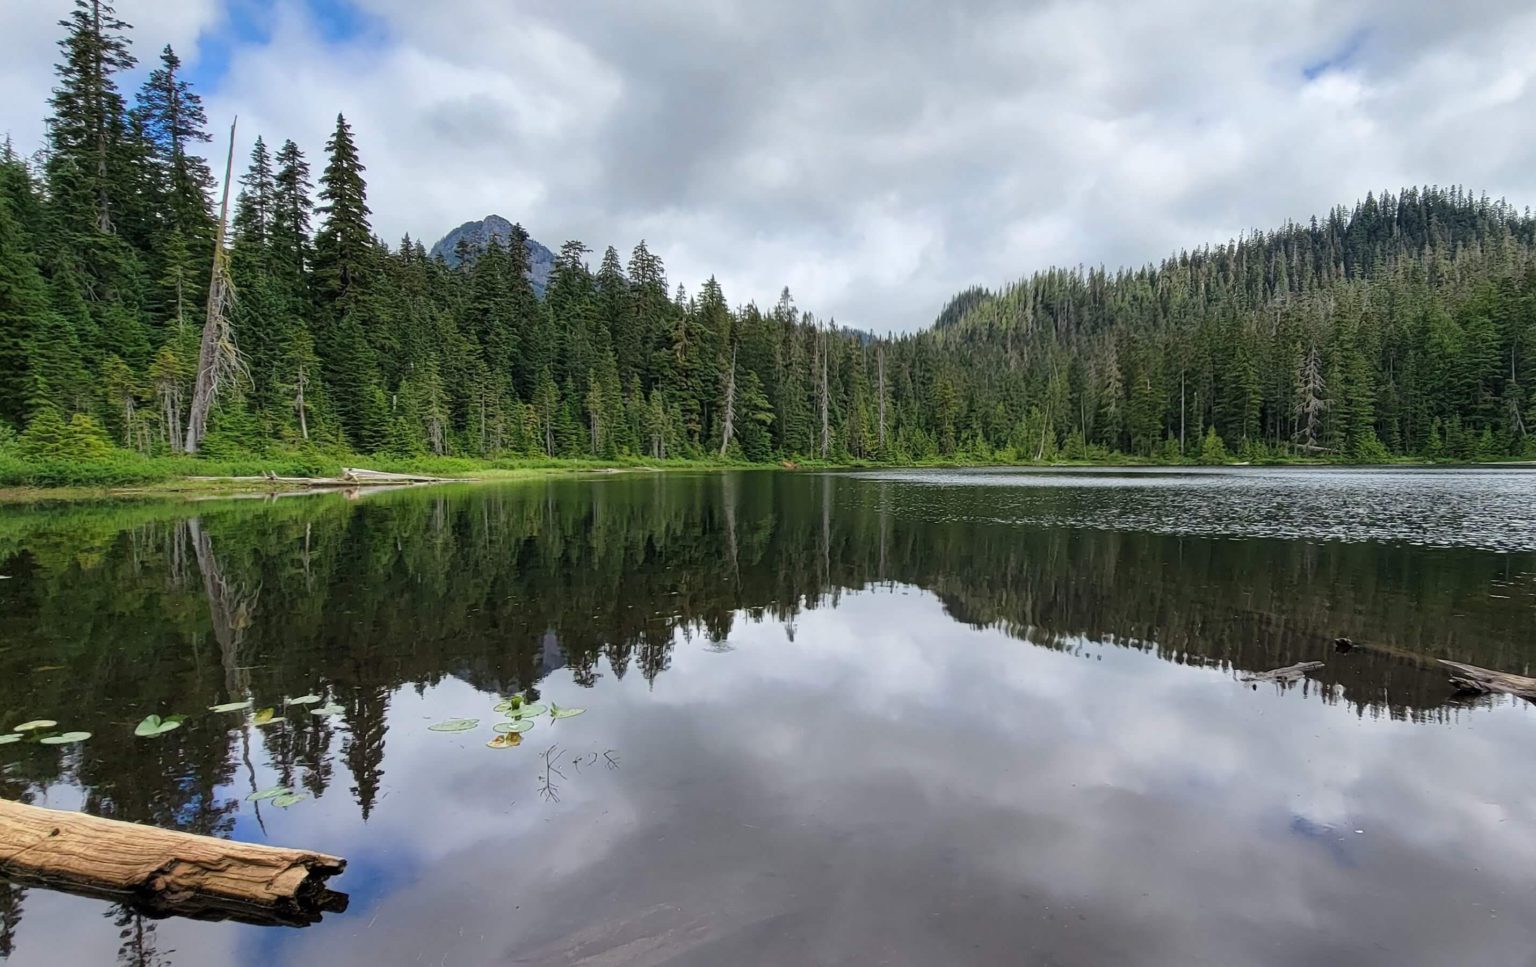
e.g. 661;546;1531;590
3;455;1531;504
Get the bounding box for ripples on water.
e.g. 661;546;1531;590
856;467;1536;552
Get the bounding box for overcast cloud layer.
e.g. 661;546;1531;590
6;0;1536;331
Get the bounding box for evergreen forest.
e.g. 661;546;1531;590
3;1;1535;486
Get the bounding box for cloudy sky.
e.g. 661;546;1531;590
4;0;1536;331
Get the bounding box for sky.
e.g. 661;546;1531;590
4;0;1536;332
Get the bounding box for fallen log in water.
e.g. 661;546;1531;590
1439;660;1536;701
0;799;346;927
1240;661;1325;685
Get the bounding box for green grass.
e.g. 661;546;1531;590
1;447;1527;503
0;449;759;496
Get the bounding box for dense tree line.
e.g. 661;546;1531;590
3;2;1535;466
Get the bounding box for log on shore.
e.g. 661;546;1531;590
186;468;453;489
1240;661;1325;685
0;799;346;927
340;467;448;483
1439;660;1536;701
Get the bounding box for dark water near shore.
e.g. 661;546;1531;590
2;468;1535;966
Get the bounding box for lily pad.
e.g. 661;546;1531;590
311;703;345;717
134;715;182;737
246;786;294;802
209;700;253;713
0;734;21;745
428;718;479;733
507;703;546;718
549;705;586;719
492;719;534;734
255;716;287;727
285;694;322;706
271;792;307;808
39;731;91;745
486;733;523;749
13;720;57;733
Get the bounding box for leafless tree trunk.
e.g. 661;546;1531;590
877;345;886;454
1179;370;1186;454
119;394;135;448
294;363;309;441
819;330;830;459
718;343;737;457
1510;349;1528;439
1295;345;1327;451
184;119;246;454
160;378;183;453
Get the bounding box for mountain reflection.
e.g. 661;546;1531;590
0;471;1531;862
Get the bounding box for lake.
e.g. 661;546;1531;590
2;467;1535;966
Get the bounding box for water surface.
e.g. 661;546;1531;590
1;468;1534;966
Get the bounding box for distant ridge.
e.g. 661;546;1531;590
428;214;556;296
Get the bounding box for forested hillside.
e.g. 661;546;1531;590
2;0;1533;478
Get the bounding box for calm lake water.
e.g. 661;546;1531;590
2;467;1535;966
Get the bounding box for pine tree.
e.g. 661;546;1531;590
0;181;59;428
313;114;371;310
47;0;136;237
271;139;314;291
232;136;275;253
133;44;215;324
44;0;150;370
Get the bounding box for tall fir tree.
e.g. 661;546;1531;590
313;114;371;311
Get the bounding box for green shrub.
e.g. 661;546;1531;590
1199;427;1229;465
17;409;115;462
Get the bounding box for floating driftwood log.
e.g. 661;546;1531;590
1439;660;1536;702
1240;661;1325;685
0;799;346;927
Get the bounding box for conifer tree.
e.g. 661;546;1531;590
134;44;216;324
271;139;314;290
47;0;135;237
313;114;371;310
0;175;58;428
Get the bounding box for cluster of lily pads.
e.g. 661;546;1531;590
246;785;309;809
0;720;91;746
1;693;346;751
428;693;585;749
203;695;346;729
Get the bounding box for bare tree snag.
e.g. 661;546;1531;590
718;342;737;457
0;799;346;927
184;118;247;455
877;345;886;454
819;328;830;460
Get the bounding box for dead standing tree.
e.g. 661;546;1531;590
718;341;737;457
184;119;248;455
1294;344;1327;453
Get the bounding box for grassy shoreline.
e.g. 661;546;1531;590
2;451;1531;504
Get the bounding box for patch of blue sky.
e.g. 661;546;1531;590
186;0;387;93
1302;28;1368;81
